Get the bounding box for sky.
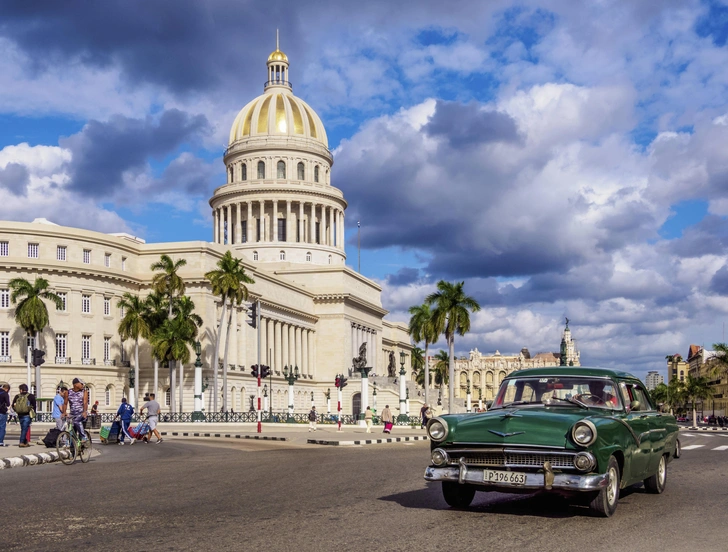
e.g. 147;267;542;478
2;0;728;381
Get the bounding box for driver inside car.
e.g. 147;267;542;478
587;381;619;407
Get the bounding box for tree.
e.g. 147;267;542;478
172;295;203;412
408;302;439;407
410;346;427;386
649;382;668;409
143;291;168;400
425;281;481;413
117;293;151;408
10;277;63;395
710;343;728;382
432;350;450;391
205;251;255;412
684;375;712;427
666;377;686;416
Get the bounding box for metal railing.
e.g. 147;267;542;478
104;359;116;366
55;357;71;364
82;358;96;365
0;355;11;363
120;360;131;367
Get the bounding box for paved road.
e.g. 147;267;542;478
1;432;726;551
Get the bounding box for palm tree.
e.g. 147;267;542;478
172;295;203;412
710;343;728;382
425;281;481;413
684;375;712;427
666;377;686;416
205;251;255;412
408;302;440;407
649;382;668;409
410;346;426;386
151;254;187;409
117;293;151;408
432;350;450;400
10;277;63;394
143;291;168;399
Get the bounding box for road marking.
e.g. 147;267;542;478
681;445;705;450
712;445;728;451
683;433;696;437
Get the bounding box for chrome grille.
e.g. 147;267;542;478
449;449;576;469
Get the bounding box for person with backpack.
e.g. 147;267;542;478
116;397;135;445
64;378;88;442
308;405;317;432
12;383;36;448
0;383;10;447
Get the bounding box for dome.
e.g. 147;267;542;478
228;91;329;148
268;49;288;62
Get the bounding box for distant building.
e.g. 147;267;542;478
666;353;687;382
645;371;664;390
686;344;728;417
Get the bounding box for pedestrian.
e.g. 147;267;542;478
364;406;373;433
52;385;68;431
308;405;317;432
64;378;89;442
90;401;99;415
0;383;10;447
420;404;429;429
12;383;36;447
139;393;163;443
381;404;393;434
116;397;135;445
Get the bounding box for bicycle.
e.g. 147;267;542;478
56;417;93;465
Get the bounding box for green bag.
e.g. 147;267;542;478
14;394;30;415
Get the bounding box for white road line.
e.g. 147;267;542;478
683;433;696;437
711;445;728;451
681;445;705;450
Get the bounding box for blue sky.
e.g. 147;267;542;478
2;0;728;381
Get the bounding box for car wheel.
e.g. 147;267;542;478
442;482;476;509
644;454;667;494
673;439;681;459
589;456;620;518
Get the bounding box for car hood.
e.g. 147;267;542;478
441;406;602;448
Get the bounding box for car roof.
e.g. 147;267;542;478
504;366;641;381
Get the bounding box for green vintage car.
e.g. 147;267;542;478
424;366;680;517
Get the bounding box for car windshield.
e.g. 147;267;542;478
492;376;623;411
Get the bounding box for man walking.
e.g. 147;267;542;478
139;393;163;443
364;406;373;433
116;397;134;445
308;405;317;432
12;383;36;447
64;378;88;441
0;383;10;447
52;385;68;431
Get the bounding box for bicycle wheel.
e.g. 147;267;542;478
56;431;76;465
79;434;93;463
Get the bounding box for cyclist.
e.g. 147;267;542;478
64;378;89;441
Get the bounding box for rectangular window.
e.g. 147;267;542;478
0;331;9;358
56;334;67;360
0;241;8;256
315;222;320;244
242;221;247;243
82;294;91;313
104;337;111;361
82;335;91;360
105;387;111;406
104;253;111;267
28;243;39;258
57;292;67;312
57;245;67;261
104;297;111;316
256;219;261;242
277;218;287;242
83;249;91;264
122;257;127;271
0;289;8;308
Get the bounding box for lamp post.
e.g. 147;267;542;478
283;365;299;422
372;383;378;415
405;386;410;416
193;341;204;421
201;377;209;414
398;351;408;423
478;387;483;411
310;390;315;408
357;364;372;427
466;377;472;413
128;366;135;408
324;388;331;414
263;384;269;414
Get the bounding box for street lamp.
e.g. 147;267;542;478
372;383;377;415
324;388;331;414
478;387;483;411
283;365;299;422
127;366;135;407
263;384;269;414
193;340;204;421
398;351;408;422
466;377;472;413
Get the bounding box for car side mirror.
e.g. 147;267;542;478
630;400;641;412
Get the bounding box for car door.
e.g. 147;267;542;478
631;383;667;473
619;382;652;481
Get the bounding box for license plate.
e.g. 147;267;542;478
483;470;527;485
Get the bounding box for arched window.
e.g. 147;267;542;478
314;166;320;182
257;161;265;179
306;252;311;262
279;250;286;261
241;163;247;181
253;251;259;261
277;160;286;179
297;162;305;180
105;385;113;407
231;387;237;411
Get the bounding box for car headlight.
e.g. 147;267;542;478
427;417;448;442
571;420;597;447
573;452;596;472
431;448;449;466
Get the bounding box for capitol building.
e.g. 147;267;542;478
0;44;413;415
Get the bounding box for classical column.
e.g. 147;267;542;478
286;200;291;243
259;200;265;242
329;207;334;246
236;202;242;244
274;320;282;373
298;202;304;243
264;318;272;368
340;209;345;250
218;208;224;245
322;205;327;245
309;203;315;244
260;316;267;369
282;323;289;369
302;329;309;377
351;323;356;360
238;304;245;368
289;324;296;372
225;205;231;244
246;202;252;243
310;330;316;378
230;305;238;369
213;209;218;243
273;199;278;242
372;331;377;373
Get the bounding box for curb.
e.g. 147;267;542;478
307;435;429;446
0;449;73;470
683;427;728;431
159;432;287;441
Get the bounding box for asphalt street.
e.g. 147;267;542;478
1;432;726;552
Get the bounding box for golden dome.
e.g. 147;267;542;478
268;49;288;62
229;91;328;148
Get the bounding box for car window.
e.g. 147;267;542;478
622;383;652;411
494;376;622;410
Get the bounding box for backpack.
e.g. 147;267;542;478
43;428;62;448
14;394;30;415
308;410;316;421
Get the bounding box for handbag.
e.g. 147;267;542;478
29;407;36;421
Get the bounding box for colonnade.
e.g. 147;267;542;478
351;322;376;372
212;200;344;249
257;314;315;378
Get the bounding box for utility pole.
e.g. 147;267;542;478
256;299;262;433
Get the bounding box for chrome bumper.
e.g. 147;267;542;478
424;465;608;492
